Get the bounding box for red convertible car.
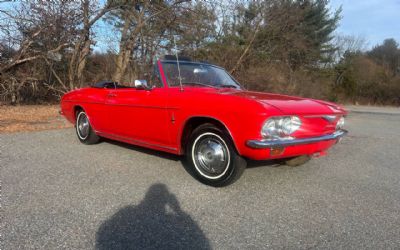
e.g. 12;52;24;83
60;57;347;186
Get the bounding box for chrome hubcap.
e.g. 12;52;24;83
192;133;230;179
77;113;89;139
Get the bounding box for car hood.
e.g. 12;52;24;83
221;90;346;115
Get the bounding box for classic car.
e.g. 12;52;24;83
60;56;347;186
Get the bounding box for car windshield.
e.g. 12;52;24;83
162;61;242;89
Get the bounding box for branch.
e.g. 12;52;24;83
43;82;67;95
0;43;68;73
48;43;69;53
230;21;261;74
88;1;126;27
0;55;41;72
43;57;68;92
145;0;189;22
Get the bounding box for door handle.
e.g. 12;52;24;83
107;93;117;98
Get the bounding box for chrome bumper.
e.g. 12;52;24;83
246;130;348;149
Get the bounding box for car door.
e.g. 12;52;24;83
105;66;171;147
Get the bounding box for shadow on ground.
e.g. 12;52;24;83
103;138;282;169
246;159;282;169
102;138;281;185
103;138;181;162
96;183;211;250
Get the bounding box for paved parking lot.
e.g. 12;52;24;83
1;112;400;249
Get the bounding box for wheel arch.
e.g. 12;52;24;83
179;116;239;155
73;105;84;124
74;105;84;116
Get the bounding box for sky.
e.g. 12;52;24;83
1;1;399;51
329;0;400;48
93;0;400;52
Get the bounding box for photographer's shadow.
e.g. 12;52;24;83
96;183;211;250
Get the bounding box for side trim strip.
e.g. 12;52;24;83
64;100;179;110
99;103;178;110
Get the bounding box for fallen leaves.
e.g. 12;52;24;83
0;105;73;133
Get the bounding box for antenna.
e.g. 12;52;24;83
173;35;183;91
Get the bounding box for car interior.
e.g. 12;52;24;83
92;81;130;89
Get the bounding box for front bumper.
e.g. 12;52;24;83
246;129;348;149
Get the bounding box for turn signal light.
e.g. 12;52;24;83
270;147;285;156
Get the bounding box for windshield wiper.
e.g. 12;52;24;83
181;82;218;88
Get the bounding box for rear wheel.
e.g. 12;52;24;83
76;110;100;145
185;124;246;187
284;155;311;167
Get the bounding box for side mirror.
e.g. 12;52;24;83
134;79;150;90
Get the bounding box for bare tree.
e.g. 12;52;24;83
68;0;122;89
109;0;189;83
0;1;80;103
333;34;367;62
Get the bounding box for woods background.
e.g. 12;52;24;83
0;0;399;105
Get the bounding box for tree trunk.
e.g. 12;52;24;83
68;37;91;89
112;6;149;83
114;48;133;83
68;40;81;89
68;0;113;89
77;39;91;87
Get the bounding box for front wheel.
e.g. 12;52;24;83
76;110;100;145
185;124;246;187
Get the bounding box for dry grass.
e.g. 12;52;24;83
0;105;72;133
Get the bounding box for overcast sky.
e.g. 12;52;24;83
329;0;400;48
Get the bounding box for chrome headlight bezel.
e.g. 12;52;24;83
261;116;302;139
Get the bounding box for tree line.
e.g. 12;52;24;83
0;0;399;105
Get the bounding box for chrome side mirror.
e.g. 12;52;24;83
134;79;150;89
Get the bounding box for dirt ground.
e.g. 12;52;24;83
0;105;72;133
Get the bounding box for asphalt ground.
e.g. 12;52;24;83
1;112;400;249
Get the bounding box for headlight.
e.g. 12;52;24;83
336;116;345;130
261;116;301;139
